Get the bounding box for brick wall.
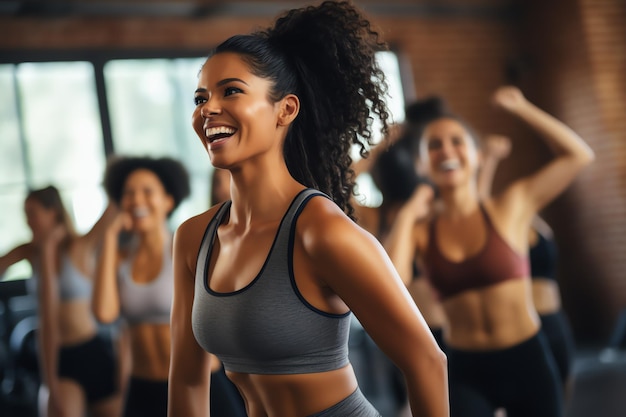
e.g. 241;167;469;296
515;0;626;342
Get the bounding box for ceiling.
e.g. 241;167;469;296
0;0;518;18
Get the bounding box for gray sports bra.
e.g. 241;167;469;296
59;255;93;301
192;189;352;375
30;254;92;302
118;235;173;325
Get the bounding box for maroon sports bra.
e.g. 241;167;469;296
422;205;529;300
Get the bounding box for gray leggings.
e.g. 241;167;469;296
307;388;381;417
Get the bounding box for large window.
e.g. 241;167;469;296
104;57;210;226
0;52;406;281
1;62;107;280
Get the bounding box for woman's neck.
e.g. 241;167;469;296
136;224;169;252
439;182;480;218
228;162;304;228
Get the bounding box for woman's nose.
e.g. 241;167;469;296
440;140;455;156
201;97;221;118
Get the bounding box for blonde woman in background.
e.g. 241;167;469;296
0;186;123;417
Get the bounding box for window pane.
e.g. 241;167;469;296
104;58;211;227
0;64;26;188
354;51;406;207
377;51;406;125
0;190;31;282
105;59;179;157
0;65;30;280
17;62;107;233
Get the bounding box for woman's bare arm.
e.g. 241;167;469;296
493;86;595;216
477;134;512;201
37;226;65;414
168;214;214;417
92;211;125;324
302;197;449;417
0;243;31;277
383;185;434;286
78;201;119;252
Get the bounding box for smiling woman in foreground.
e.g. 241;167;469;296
167;1;448;416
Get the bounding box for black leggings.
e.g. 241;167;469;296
57;334;117;404
447;332;563;417
431;327;446;352
210;365;247;417
540;310;576;384
124;377;168;417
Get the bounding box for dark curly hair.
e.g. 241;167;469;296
405;96;448;127
104;156;191;216
371;145;420;204
209;0;390;218
399;96;449;158
401;96;482;157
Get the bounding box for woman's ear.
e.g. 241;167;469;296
277;94;300;126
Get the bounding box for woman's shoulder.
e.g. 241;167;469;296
300;192;354;227
352;204;380;236
484;191;532;227
177;204;225;237
296;193;376;255
174;204;226;270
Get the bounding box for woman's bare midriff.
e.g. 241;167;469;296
128;322;171;380
227;364;359;417
531;278;562;314
442;279;540;350
58;301;98;345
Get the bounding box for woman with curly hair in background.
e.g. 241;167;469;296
93;156;190;417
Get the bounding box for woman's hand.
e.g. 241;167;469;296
106;210;132;238
483;134;512;161
492;86;528;113
403;183;435;223
42;224;67;251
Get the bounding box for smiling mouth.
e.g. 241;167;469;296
440;159;461;171
205;126;237;143
132;207;149;218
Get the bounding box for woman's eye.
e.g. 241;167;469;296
224;87;242;97
194;96;207;106
428;139;441;150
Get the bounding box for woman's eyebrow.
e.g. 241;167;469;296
195;78;249;94
217;78;249;87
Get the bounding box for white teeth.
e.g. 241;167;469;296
440;159;460;171
133;207;149;218
205;126;236;138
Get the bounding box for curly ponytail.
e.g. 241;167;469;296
211;1;390;217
